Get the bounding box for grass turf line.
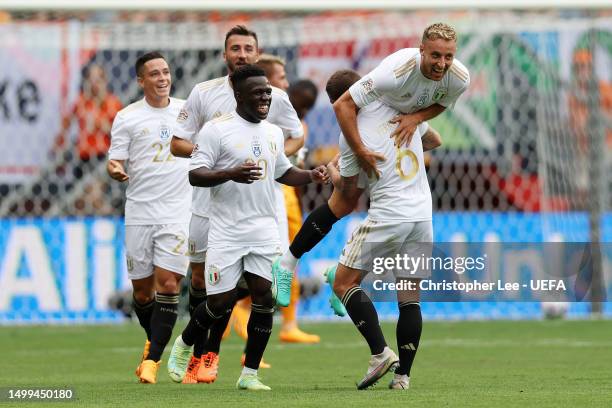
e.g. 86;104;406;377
2;320;612;407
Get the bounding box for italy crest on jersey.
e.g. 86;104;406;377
252;139;262;157
207;264;220;285
159;124;171;141
433;87;448;102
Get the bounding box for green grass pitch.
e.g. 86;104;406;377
3;320;611;407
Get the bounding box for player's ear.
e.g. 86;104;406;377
137;75;144;89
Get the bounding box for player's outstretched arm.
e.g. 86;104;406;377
170;136;196;158
333;91;385;179
107;159;129;182
422;127;443;152
390;104;446;148
189;163;263;187
277;165;328;186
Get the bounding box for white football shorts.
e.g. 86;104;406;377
125;223;189;280
339;218;433;278
204;245;282;296
188;214;209;263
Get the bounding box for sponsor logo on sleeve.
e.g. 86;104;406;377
361;77;375;95
177;108;189;123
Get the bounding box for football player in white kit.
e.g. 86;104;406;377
270;23;469;389
322;69;443;390
167;65;328;391
107;52;190;384
169;25;303;382
335;101;433;391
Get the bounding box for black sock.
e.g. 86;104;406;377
147;293;179;362
288;202;339;258
189;283;207;316
132;296;154;341
396;302;422;376
342;286;387;355
182;302;225;346
189;283;208;357
244;303;274;370
204;312;232;355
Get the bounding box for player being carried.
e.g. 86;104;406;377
107;52;190;384
169;25;304;383
271;22;469;389
167;65;328;391
272;22;469;303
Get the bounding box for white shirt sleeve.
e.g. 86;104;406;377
273;134;293;179
349;62;398;109
108;113;130;160
175;86;205;141
272;88;304;139
438;73;470;108
190;123;220;171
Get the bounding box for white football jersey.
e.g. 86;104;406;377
190;111;293;248
174;75;303;218
340;101;432;222
349;48;470;113
108;97;191;225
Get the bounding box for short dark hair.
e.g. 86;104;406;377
326;69;361;103
230;64;266;89
224;25;258;50
135;51;165;77
288;79;319;117
290;79;318;99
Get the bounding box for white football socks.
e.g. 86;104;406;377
280;250;298;272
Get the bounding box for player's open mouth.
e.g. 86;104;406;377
156;84;169;91
257;104;269;115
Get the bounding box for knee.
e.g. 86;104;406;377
333;271;360;299
133;290;154;305
206;293;236;317
157;278;180;294
332;279;350;299
328;193;358;218
251;289;274;309
248;280;274;308
190;268;205;289
335;201;354;218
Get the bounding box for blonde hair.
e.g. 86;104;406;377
257;53;286;74
422;23;457;43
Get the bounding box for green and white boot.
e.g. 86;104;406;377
324;265;347;317
236;374;271;391
167;335;193;383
